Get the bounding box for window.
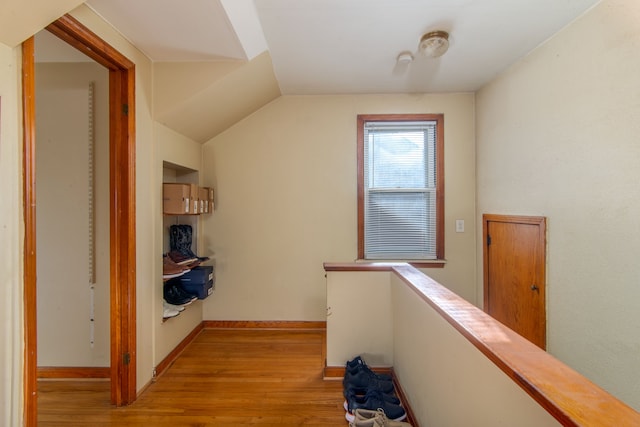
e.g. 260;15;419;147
357;114;444;264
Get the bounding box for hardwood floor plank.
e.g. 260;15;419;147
38;329;347;426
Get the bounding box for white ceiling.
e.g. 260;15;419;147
85;0;601;94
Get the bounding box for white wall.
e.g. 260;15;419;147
201;93;476;321
326;271;393;367
0;41;25;427
35;62;110;367
476;0;640;410
0;0;83;47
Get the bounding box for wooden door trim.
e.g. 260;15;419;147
22;13;137;425
482;214;546;348
46;17;134;70
22;36;37;427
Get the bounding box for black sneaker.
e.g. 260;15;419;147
346;355;365;370
346;355;393;381
343;384;398;402
344;389;406;423
171;280;198;302
343;369;395;394
343;386;400;411
163;281;195;306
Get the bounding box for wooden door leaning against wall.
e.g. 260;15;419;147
483;214;546;349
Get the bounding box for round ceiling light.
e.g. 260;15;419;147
419;31;450;58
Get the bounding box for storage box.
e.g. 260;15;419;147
201;187;214;213
179;265;214;299
189;184;199;214
199;187;209;214
163;183;199;214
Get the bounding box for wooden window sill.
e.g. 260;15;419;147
324;260;445;272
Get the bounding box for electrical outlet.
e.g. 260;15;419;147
455;219;465;233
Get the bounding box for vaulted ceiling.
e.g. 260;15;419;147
85;0;601;94
2;0;602;142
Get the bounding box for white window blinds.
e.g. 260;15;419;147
363;121;437;259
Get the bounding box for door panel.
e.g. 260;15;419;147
483;215;546;349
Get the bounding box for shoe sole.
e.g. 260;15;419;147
163;311;180;319
163;271;187;279
345;409;407;423
343;399;402;411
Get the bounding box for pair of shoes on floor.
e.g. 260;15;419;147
349;408;413;427
163;254;191;279
343;355;406;423
162;299;185;319
163;279;197;306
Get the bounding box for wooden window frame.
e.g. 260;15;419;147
357;114;445;268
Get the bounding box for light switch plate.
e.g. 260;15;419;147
455;219;465;233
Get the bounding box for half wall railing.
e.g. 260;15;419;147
324;262;640;427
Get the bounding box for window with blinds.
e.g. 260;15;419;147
357;114;444;262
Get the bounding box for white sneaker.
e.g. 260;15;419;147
163;301;181;319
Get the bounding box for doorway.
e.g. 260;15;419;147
482;214;546;349
23;13;137;426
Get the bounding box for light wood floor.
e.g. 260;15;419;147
38;329;346;426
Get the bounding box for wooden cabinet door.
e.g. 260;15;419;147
483;215;546;349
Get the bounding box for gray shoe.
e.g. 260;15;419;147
350;408;413;427
162;303;180;319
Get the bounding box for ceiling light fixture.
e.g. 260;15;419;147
419;30;450;58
